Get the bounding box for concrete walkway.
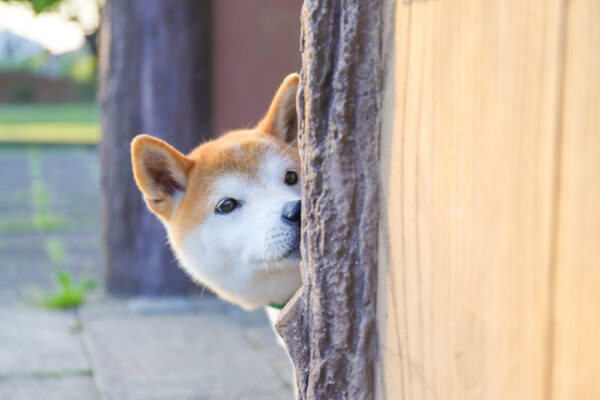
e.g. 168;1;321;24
1;298;293;400
0;146;293;399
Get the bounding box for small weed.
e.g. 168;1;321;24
0;148;67;233
0;218;39;233
43;271;97;310
0;214;67;233
34;212;67;231
43;237;66;265
31;181;48;209
29;148;48;210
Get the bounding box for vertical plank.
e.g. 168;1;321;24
99;0;210;294
377;0;564;398
552;0;600;398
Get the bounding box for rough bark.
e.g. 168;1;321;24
99;0;211;294
276;1;383;398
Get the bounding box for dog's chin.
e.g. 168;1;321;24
283;247;301;260
276;243;301;264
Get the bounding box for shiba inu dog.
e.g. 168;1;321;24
131;74;302;311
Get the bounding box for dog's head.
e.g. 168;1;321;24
131;74;302;309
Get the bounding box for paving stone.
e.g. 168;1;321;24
0;147;295;399
0;148;29;199
80;297;294;400
41;146;100;204
0;375;99;400
0;252;102;305
243;325;295;388
0;232;101;254
0;307;90;376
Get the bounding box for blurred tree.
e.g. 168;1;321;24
1;0;102;56
0;0;63;13
98;0;211;294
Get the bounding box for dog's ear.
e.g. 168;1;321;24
131;134;192;217
257;73;299;144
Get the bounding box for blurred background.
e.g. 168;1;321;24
0;0;301;398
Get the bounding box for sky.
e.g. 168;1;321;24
0;0;100;54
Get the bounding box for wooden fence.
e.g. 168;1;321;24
376;1;600;398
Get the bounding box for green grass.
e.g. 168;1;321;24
43;271;97;310
0;103;100;144
0;103;98;123
0;123;100;144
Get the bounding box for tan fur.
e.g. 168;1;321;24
131;72;300;251
171;130;299;244
257;73;299;142
131;135;193;219
130;73;302;310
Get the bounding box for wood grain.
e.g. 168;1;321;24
377;0;571;398
551;0;600;397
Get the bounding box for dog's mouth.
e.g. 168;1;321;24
282;246;301;260
253;245;300;265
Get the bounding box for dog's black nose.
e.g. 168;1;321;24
281;200;301;225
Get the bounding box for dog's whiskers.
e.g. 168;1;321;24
278;137;298;158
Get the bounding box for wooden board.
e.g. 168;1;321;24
551;0;600;397
376;0;580;398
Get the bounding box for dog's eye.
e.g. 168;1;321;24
215;198;239;214
284;170;298;185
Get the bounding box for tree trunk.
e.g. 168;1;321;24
276;0;384;398
98;0;211;295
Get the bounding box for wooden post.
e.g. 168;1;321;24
99;0;211;294
376;1;600;399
